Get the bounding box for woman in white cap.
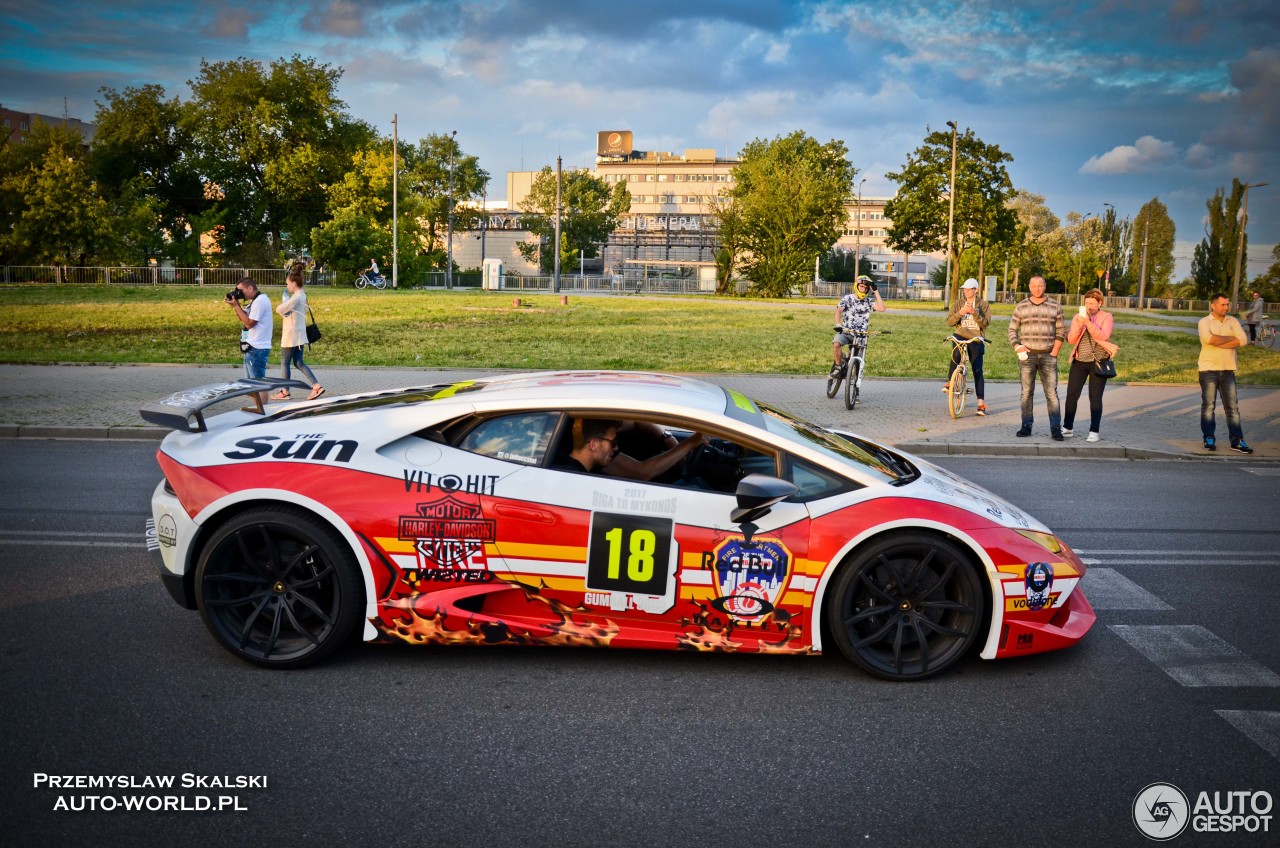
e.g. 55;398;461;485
945;278;991;415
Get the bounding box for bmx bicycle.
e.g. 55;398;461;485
826;328;886;410
943;335;987;418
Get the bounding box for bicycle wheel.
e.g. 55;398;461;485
1262;325;1277;349
825;355;845;398
948;364;968;418
354;275;367;289
844;357;860;410
371;275;386;289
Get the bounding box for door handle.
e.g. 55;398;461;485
493;504;556;525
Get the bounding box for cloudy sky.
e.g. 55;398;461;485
2;0;1277;279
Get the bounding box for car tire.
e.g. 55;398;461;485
826;533;986;680
195;506;362;668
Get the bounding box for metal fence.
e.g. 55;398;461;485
2;266;1272;314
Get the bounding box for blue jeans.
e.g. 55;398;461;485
1199;370;1244;443
243;346;269;379
1019;352;1060;430
280;346;318;387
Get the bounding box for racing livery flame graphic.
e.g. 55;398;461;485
379;583;620;648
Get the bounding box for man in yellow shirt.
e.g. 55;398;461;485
1198;293;1251;453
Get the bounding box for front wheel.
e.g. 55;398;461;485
194;506;362;668
826;534;986;680
354;275;367;289
844;357;860;410
825;356;844;398
948;365;968;418
1262;325;1277;349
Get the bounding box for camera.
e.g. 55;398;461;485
225;288;246;302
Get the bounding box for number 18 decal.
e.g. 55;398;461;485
586;512;674;596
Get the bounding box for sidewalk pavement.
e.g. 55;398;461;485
1;363;1277;460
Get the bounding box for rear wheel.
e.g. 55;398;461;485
826;534;986;680
825;355;844;398
844;356;860;410
948;363;968;418
195;506;362;668
1261;324;1277;349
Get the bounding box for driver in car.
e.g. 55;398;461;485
604;421;707;482
561;418;623;473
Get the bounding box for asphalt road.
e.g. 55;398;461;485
1;441;1276;847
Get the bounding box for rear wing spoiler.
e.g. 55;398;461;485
140;378;311;433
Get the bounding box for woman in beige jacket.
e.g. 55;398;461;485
272;263;324;401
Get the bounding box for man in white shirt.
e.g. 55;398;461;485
1198;293;1251;453
227;277;274;409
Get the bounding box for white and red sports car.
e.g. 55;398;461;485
142;371;1094;680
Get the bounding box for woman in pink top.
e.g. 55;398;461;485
1062;288;1115;442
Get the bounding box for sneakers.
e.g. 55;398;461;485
1232;441;1254;454
830;363;843;378
976;402;987;416
941;382;951;393
1060;428;1073;438
1086;432;1100;443
1204;437;1216;452
1051;429;1065;442
1015;426;1032;438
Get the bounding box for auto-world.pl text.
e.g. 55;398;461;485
33;773;267;812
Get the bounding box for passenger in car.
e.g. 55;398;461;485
557;418;623;473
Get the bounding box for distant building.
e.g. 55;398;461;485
0;103;96;146
462;131;943;288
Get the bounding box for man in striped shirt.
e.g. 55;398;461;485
1008;276;1066;440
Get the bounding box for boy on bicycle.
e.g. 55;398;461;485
945;278;991;415
832;276;885;376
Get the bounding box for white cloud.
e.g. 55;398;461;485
1079;135;1179;174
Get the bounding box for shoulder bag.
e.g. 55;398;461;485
305;307;322;344
1083;326;1116;378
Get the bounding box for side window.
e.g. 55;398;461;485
788;456;856;501
457;412;560;466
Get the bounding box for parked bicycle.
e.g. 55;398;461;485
354;272;386;289
826;328;887;410
1254;321;1276;349
943;336;987;418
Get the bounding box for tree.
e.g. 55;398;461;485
401;133;490;269
1003;191;1058;286
186;55;374;264
0;122;153;265
91;84;207;265
715;131;854;297
1190;180;1247;299
884;126;1019;307
1127;198;1176;295
517;167;629;273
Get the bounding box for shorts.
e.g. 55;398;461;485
243;346;269;379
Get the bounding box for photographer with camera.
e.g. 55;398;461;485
226;276;273;410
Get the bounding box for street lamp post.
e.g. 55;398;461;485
1231;182;1268;309
446;130;457;289
1101;202;1114;294
392;114;398;288
945;120;958;305
1075;212;1096;300
854;177;866;293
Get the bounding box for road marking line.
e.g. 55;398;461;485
0;540;141;549
1215;710;1280;761
1082;568;1172;610
0;529;139;539
1109;625;1280;688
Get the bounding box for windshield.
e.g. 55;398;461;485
757;402;910;483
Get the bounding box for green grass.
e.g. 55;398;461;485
1;286;1277;385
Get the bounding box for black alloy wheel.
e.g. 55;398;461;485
195;507;361;668
827;534;986;680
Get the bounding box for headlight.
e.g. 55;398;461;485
1015;529;1064;554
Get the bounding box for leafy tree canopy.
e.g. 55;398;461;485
517;167;630;274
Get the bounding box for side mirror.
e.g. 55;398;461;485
730;474;798;542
